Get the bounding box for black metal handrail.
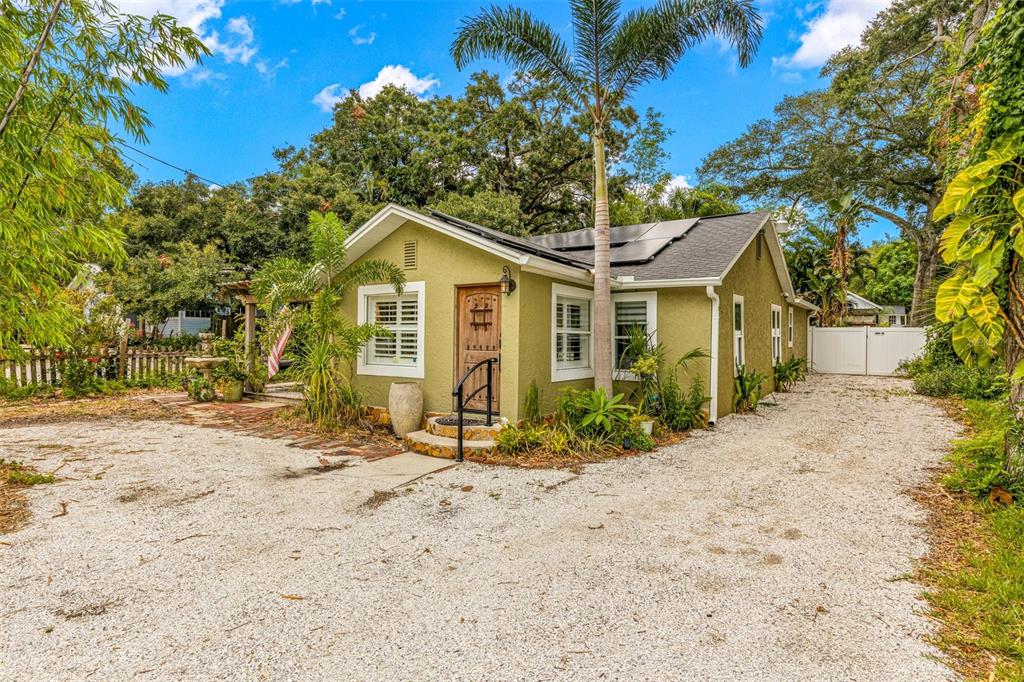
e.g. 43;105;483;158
451;357;496;462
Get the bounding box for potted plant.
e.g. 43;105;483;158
213;361;246;402
633;413;655;436
211;334;247;402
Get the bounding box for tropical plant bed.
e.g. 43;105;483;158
472;429;687;471
914;399;1024;681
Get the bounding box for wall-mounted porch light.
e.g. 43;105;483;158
500;266;517;295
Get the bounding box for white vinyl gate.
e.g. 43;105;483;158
809;327;926;376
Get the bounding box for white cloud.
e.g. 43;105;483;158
312;83;346;112
333;8;346;20
255;58;289;78
206;16;257;65
665;175;692;192
358;65;438;98
110;1;258;73
777;0;892;70
312;65;440;112
349;24;376;45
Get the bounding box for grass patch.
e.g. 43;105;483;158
1;458;56;533
918;399;1024;680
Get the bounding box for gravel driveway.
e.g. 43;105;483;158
0;375;958;681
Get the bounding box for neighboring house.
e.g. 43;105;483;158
339;204;817;423
881;305;909;327
156;309;212;337
843;292;909;327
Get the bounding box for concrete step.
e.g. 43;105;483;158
403;430;497;460
246;390;304;405
425;415;507;439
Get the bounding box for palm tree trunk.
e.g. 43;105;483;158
592;130;613;395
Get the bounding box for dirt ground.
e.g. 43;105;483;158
0;375;959;680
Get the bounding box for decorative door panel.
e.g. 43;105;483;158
456;285;501;413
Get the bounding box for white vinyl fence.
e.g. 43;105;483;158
809;326;926;376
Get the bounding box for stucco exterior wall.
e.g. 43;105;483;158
339;219;522;418
716;231;791;416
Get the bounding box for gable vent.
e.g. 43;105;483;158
403;240;418;270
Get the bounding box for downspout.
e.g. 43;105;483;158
705;285;720;424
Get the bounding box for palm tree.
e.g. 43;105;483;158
252;211;405;426
452;0;763;393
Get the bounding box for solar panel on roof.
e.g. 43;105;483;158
609;239;672;265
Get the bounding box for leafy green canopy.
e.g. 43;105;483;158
700;0;979;324
0;0;206;355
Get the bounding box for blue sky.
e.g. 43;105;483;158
121;0;896;242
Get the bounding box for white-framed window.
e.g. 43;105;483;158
551;283;594;382
771;304;783;366
356;281;425;378
733;294;745;375
787;306;794;348
612;291;657;380
888;314;905;327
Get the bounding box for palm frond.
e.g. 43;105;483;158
607;0;762;100
451;5;583;99
334;259;406;297
570;0;621;84
251;257;311;315
306;211;351;287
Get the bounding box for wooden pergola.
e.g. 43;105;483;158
217;280;259;373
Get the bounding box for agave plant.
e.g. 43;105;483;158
252;211;405;427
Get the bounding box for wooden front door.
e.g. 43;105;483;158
455;285;501;413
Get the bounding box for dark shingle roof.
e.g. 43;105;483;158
529;212;768;281
426;208;770;283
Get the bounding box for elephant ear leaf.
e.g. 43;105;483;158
1014;188;1024;219
1014;225;1024;258
971;241;1005;287
940;215;972;263
935;272;979;323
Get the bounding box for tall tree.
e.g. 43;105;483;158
0;0;205;354
701;0;985;325
451;0;762;393
931;0;1024;482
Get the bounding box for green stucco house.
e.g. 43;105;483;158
340;203;817;424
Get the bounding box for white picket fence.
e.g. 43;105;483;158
809;326;926;376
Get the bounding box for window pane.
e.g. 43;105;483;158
734;303;743;331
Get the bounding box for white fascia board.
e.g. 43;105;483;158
345;203;526;265
791;297;821;312
614;277;722;289
519;256;592;284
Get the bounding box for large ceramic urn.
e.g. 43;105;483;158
388;382;423;438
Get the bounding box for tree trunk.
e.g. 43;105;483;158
592;130;613;395
1005;253;1024;484
910;233;940;326
0;0;64;140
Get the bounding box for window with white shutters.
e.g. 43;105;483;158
357;282;425;378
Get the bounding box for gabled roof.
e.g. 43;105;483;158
347;204;814;307
846;291;883;311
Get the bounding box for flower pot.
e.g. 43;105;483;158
388;382;423;438
221;379;244;403
640;420;654;436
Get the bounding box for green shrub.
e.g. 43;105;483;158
944;400;1020;499
660;373;708;431
912;364;1008;400
59;357;103;397
621;426;655;452
773;357;807;392
521;380;542;425
494;423;547;455
186;374;216;402
733;364;765;413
